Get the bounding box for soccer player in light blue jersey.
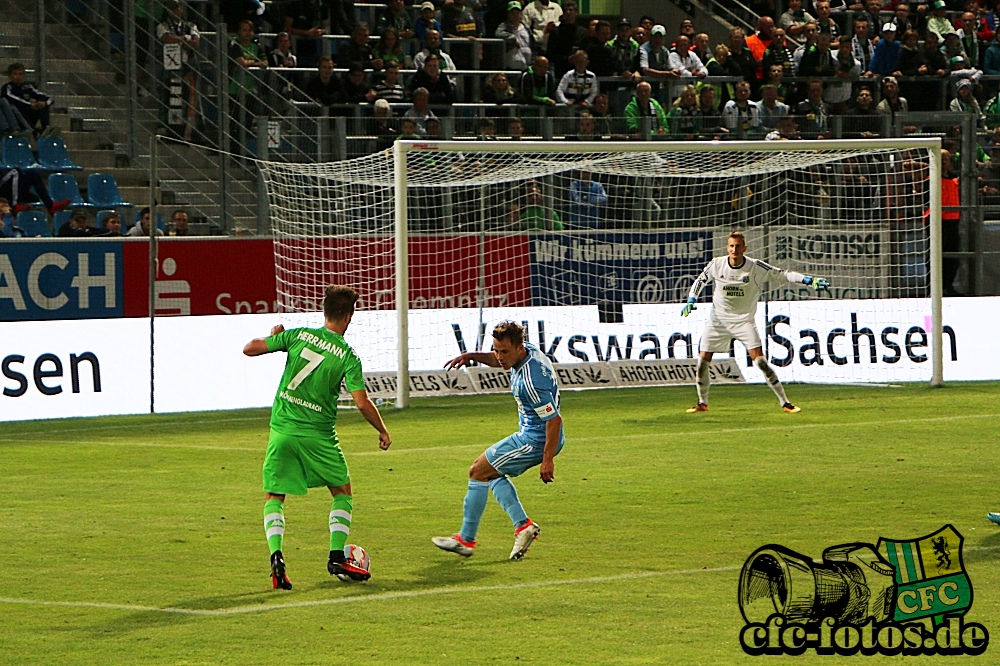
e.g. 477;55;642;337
434;321;565;560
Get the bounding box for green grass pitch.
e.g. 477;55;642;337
2;382;1000;665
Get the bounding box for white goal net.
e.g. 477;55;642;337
259;139;943;403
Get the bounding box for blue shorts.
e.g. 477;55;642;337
485;431;564;478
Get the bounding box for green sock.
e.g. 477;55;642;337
329;494;353;553
264;499;285;555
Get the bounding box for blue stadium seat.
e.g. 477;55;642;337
1;136;41;170
87;173;132;207
17;210;51;237
52;209;72;230
37;137;82;171
48;172;92;207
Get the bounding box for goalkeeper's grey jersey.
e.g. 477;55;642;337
688;256;804;323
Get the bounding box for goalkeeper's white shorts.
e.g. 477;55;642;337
699;312;761;353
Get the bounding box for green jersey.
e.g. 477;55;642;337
265;326;365;437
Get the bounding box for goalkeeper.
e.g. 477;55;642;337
682;231;829;413
243;285;391;589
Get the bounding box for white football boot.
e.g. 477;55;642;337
509;520;540;560
432;533;475;557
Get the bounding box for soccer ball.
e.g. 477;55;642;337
343;544;371;575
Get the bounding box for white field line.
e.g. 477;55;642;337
5;543;1000;617
0;565;741;617
2;413;995;454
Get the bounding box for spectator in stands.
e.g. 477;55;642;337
2;64;53;136
517;181;564;230
633;26;648;50
283;0;327;68
568;170;607;228
483;72;517;113
375;61;406;102
825;37;861;113
399;116;420;139
589;93;616;135
984;33;1000;92
897;29;922;77
404;87;438;135
376;0;414;39
625;81;668;136
546;0;588;76
927;0;953;41
100;212;123;237
443;0;482;69
859;0;881;43
763;29;794;81
0;198;21;238
876;76;911;128
692;33;711;65
669;34;708;81
666;84;701;139
639;25;680;103
158;1;202;137
228;19;267;146
0;98;33;140
556;50;598;108
843;86;881;137
869;23;900;76
891;3;916;36
917;30;950;110
127;208;165;237
959;12;983;67
343;62;378;103
765;115;801;140
938;149;962;296
170;209;190;236
698;87;726;136
584;21;618;77
338;23;382;70
415;2;442;44
798;30;836;77
508;116;525;139
57;210;99;237
722;80;761;136
372;99;398;149
567;111;602;140
745;17;774;84
639;16;655;34
497;2;535;71
793;21;819;73
796;79;830;137
269;32;297;68
304;56;344;106
727;28;757;91
813;1;840;42
944;32;983;84
476;117;498;139
757;83;789;129
522;0;562;52
780;0;814;38
609;19;639;79
410;55;455;106
851;16;875;72
414;30;458;73
425;117;443;138
950;78;984;124
705;44;738;107
0;168;69;216
158;1;200;58
374;27;412;69
520;55;558;105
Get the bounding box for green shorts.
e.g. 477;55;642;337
262;429;350;495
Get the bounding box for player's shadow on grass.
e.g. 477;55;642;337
965;531;1000;563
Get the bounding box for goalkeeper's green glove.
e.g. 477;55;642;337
803;275;830;291
681;296;697;317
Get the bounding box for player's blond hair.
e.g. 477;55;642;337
493;321;525;347
728;230;747;244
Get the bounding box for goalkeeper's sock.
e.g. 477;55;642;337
329;494;353;553
264;499;285;555
490;477;528;528
696;356;711;405
460;480;489;542
754;356;789;405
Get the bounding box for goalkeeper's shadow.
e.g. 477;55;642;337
965;532;1000;564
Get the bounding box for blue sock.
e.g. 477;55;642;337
490;477;528;528
460;480;489;542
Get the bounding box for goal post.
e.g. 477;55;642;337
260;137;943;407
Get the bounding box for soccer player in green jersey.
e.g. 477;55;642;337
243;285;392;589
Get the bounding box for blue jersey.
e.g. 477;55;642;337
510;343;561;442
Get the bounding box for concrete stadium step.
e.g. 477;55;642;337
44;57;120;75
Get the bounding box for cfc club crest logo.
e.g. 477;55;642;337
738;525;987;656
